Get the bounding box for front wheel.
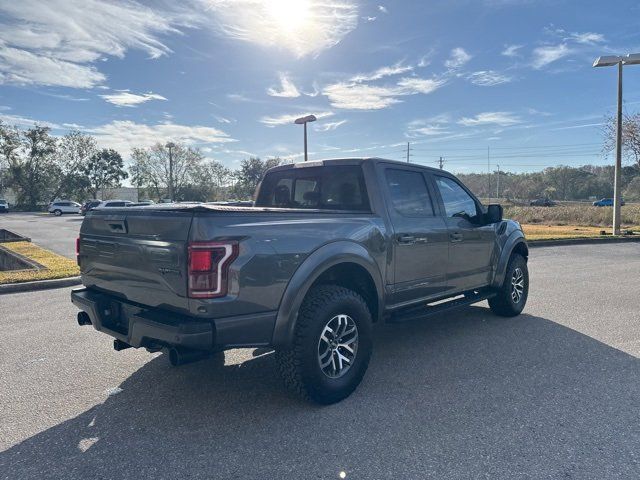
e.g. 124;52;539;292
275;285;373;404
489;253;529;317
53;209;62;216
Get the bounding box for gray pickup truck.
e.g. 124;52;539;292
72;158;528;404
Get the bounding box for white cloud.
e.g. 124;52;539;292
458;112;522;127
302;81;321;97
531;44;571;69
570;32;605;45
350;63;413;82
214;115;234;124
315;120;347;131
378;5;388;13
406;116;451;137
89;120;235;156
408;124;450;137
323;76;446;110
0;45;105;88
259;111;334;127
445;48;472;69
100;91;167;107
0;112;60;129
267;73;301;98
363;16;377;22
203;0;358;58
0;0;183;88
468;71;513;86
502;44;523;57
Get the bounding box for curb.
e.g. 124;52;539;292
529;236;640;248
0;276;81;294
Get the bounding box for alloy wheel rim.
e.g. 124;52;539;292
317;314;358;379
511;267;525;304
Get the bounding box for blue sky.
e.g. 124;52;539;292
1;0;640;174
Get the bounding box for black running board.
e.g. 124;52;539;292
388;290;496;324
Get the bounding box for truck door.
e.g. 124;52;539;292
383;166;449;306
431;174;495;292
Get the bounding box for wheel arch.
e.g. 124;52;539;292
492;233;528;288
272;241;384;348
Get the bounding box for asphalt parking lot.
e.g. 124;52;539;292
0;212;80;259
1;243;639;479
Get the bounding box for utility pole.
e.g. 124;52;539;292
496;164;500;199
166;142;176;202
487;146;491;202
406;142;410;162
439;156;444;169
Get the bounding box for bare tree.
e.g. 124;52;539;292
131;143;204;200
603;113;640;168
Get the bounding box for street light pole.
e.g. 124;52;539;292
614;61;623;235
294;115;317;162
165;142;176;202
593;53;640;235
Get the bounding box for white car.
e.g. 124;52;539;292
48;201;81;216
96;200;133;208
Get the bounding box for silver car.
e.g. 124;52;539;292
48;201;81;216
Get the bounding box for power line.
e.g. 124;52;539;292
410;142;602;153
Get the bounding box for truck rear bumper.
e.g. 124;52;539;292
71;288;276;351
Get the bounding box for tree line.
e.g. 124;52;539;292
2;116;640;208
458;164;640;202
0;122;285;208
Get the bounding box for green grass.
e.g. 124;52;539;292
0;241;79;284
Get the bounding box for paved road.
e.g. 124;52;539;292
0;212;80;259
1;244;639;479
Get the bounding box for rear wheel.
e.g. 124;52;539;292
275;285;372;404
489;253;529;317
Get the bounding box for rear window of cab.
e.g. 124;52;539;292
256;165;371;212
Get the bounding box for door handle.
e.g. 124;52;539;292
398;235;428;245
450;232;463;243
398;235;416;244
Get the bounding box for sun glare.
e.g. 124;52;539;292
267;0;311;32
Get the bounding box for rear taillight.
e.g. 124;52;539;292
188;242;239;298
76;237;81;266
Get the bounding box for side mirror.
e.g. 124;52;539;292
486;204;503;224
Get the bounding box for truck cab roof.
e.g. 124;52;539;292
267;157;443;174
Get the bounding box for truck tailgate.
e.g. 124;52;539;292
79;209;194;312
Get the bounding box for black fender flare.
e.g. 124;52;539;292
271;241;384;348
492;232;528;288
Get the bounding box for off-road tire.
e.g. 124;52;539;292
489;253;529;317
275;285;372;404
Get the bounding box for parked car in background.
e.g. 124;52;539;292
529;198;556;207
48;201;81;216
80;200;102;216
96;200;133;209
0;199;8;212
593;198;625;207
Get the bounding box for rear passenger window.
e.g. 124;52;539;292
385;169;434;216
